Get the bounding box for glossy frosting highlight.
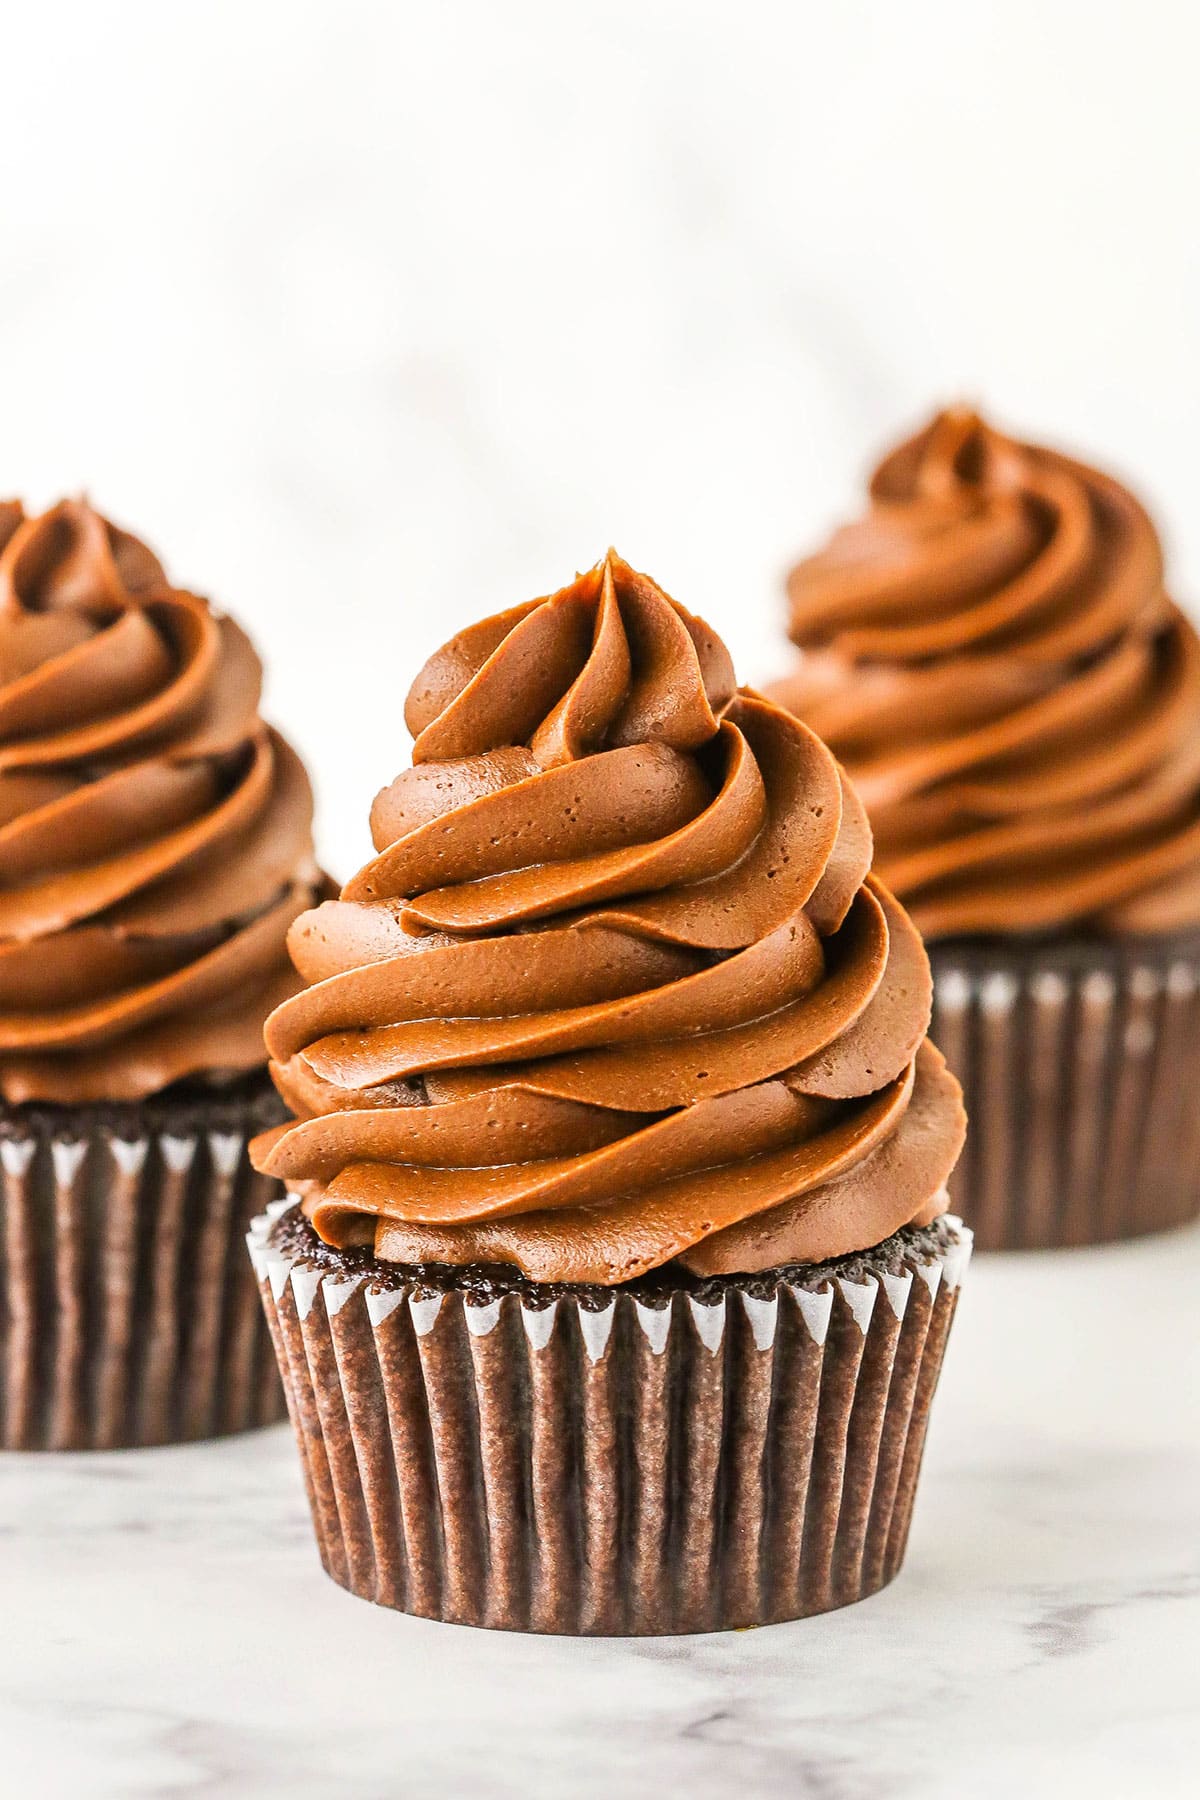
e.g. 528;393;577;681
0;499;322;1104
770;409;1200;939
255;552;963;1284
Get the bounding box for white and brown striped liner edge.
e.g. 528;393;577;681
0;1122;287;1450
931;939;1200;1250
251;1200;971;1635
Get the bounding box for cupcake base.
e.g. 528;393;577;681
250;1204;971;1635
930;929;1200;1251
1;1075;290;1451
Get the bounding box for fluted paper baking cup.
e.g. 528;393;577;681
251;1202;971;1635
0;1086;288;1450
930;932;1200;1251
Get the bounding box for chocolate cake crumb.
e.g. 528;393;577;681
0;1070;286;1144
269;1203;960;1307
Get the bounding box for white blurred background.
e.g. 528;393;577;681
1;0;1196;878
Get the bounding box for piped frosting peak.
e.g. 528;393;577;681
771;410;1200;937
0;498;321;1103
255;552;963;1283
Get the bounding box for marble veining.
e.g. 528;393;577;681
2;1225;1197;1798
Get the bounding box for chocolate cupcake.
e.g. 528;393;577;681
770;408;1200;1249
0;499;324;1447
249;550;969;1634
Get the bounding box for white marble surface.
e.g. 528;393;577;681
3;1225;1197;1799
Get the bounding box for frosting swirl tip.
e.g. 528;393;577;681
0;497;322;1104
772;410;1200;939
257;551;962;1284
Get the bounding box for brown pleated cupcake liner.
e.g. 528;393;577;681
930;933;1200;1250
251;1202;971;1635
0;1089;288;1450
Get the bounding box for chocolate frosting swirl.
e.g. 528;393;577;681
0;499;322;1104
771;410;1200;938
255;552;963;1285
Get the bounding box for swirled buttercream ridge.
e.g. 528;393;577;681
254;551;963;1283
770;409;1200;937
0;498;322;1103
